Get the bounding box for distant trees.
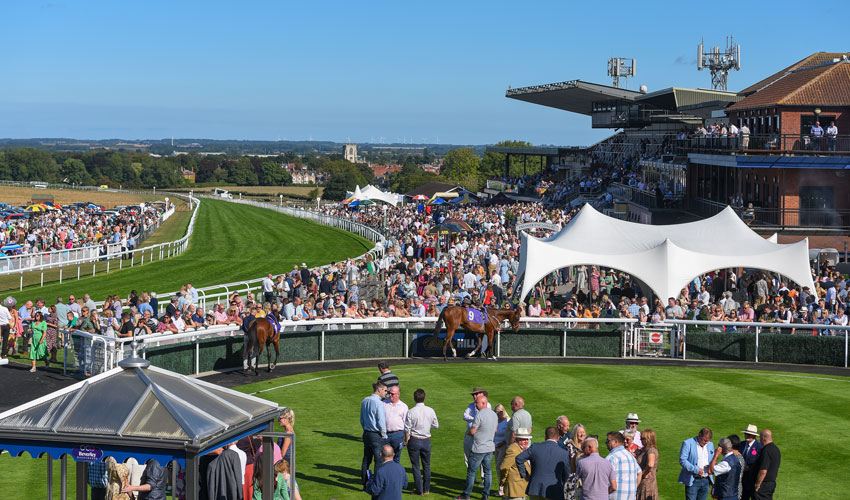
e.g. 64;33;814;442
480;140;543;178
441;147;482;191
0;148;296;189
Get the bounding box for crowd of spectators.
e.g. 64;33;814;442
1;163;847;372
0;202;167;257
360;371;781;500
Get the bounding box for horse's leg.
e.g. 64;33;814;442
466;328;481;359
266;338;273;372
270;338;280;370
487;330;497;360
254;336;264;376
443;326;457;361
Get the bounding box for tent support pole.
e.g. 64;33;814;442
263;422;275;500
47;456;53;499
60;455;67;500
185;452;199;500
76;461;87;500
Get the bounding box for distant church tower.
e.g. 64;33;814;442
343;143;358;163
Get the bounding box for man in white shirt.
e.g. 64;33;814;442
404;388;439;496
171;310;186;331
262;274;275;305
826;121;838;151
384;385;409;464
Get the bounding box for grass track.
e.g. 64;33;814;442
234;363;850;500
6;198;373;304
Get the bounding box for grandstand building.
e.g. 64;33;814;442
506;52;850;235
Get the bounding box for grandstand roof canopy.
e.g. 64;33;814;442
506;80;641;115
516;204;815;303
636;87;743;111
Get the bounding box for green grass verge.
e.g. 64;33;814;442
5;198;373;304
233;363;850;500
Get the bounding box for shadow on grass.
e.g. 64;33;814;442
311;460;470;497
312;430;361;442
308;463;362;492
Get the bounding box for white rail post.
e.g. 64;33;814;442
682;325;687;360
40;270;44;287
59;267;62;284
320;329;325;361
19;271;23;291
195;339;200;375
562;325;567;357
404;325;409;358
496;330;501;358
755;326;760;363
845;331;848;368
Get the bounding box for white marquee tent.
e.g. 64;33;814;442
516;204;815;302
347;185;400;206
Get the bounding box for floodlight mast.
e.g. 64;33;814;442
697;35;741;91
607;57;636;88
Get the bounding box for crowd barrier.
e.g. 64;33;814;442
3;192;199;290
59;317;850;377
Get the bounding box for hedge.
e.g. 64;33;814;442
685;330;846;367
139;327;846;376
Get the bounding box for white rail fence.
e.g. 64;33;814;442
59;316;850;377
3;193;199;290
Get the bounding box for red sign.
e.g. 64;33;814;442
648;332;663;344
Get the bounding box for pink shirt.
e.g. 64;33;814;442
738;308;755;321
384;400;409;433
214;311;228;323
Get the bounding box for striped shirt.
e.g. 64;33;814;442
607;446;639;500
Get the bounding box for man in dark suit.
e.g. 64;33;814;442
515;426;571;500
365;445;408;500
738;425;763;500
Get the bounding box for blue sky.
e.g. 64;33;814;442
1;1;845;146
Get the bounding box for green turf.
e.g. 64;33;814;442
233;363;850;500
5;198;373;303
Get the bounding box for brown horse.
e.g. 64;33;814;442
432;306;521;361
242;315;281;375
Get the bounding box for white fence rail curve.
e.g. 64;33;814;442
2;190;199;290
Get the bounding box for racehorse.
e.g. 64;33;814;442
242;313;281;375
432;306;521;361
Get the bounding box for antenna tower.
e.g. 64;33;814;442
697;35;741;91
607;58;636;88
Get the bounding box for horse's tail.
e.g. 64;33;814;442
433;307;446;337
244;319;259;357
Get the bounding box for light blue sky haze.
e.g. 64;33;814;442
1;1;845;145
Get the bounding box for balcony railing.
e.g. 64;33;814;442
692;198;850;229
675;133;850;154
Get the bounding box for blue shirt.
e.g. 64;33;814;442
607;446;639;500
138;302;154;316
360;393;387;438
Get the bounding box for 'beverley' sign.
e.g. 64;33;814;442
72;446;103;462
